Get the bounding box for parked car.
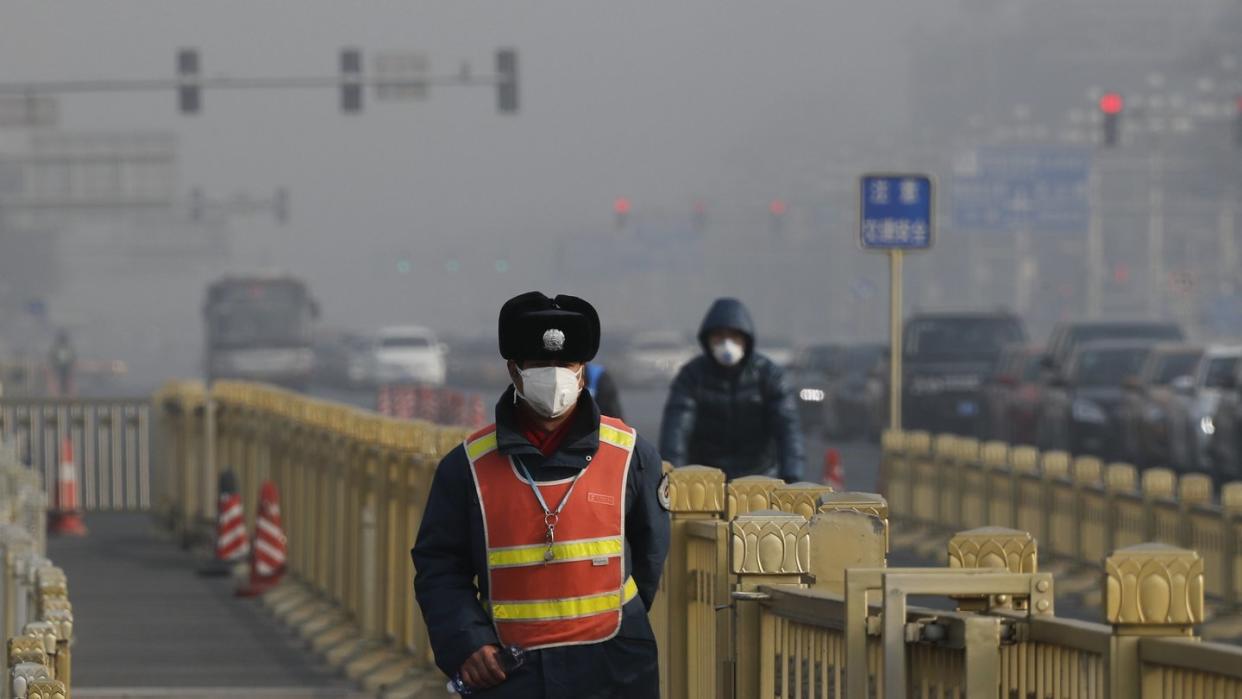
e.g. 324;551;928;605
901;312;1027;435
1115;344;1203;467
617;331;697;387
980;344;1045;443
1038;340;1156;459
373;325;447;386
790;343;885;440
1166;346;1242;473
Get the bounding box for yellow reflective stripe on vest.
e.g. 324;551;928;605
491;577;639;622
487;537;623;568
466;431;499;461
598;424;635;451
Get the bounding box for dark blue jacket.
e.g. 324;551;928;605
412;386;669;698
659;298;805;481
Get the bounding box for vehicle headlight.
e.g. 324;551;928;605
1200;416;1216;436
799;388;826;403
1072;398;1107;424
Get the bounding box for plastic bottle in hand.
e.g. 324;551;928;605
446;645;526;695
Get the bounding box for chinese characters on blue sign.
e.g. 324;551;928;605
951;145;1090;234
859;174;933;250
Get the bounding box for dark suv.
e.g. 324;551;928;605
901;312;1027;435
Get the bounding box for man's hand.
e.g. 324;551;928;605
459;644;507;689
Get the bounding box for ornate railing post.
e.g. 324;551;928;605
948;527;1039;612
725;475;782;520
770;482;835;519
730;510;809;698
1223;484;1242;610
811;493;888;594
663;466;725;699
1105;543;1204;698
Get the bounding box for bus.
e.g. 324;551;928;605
203;275;318;389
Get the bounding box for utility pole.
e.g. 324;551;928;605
1087;166;1103;319
1147;149;1165;318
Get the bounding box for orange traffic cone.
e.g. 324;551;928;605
823;448;845;491
200;471;248;577
236;480;286;597
48;438;87;536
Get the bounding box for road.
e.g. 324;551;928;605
48;513;364;696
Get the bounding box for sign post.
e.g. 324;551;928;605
859;174;934;432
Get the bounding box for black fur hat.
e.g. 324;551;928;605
498;291;600;362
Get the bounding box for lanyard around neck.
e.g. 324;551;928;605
516;460;587;521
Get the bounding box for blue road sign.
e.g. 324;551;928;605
859;174;933;250
951;145;1091;234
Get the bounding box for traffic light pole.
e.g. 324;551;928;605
0;46;518;115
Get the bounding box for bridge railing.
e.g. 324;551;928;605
881;430;1242;612
0;441;73;699
156;381;1242;698
0;396;152;512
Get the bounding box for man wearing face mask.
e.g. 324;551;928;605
660;297;806;482
412;291;669;699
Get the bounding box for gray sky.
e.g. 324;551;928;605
1;0;924;349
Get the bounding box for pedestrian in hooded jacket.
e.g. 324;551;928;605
659;298;806;482
412;291;669;699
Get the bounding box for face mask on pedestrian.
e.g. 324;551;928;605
516;366;583;418
711;339;745;367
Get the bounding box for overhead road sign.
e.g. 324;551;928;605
951;145;1090;234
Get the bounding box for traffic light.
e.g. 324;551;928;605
768;198;787;232
1099;92;1123;147
496;49;519;114
340;48;363;114
177;49;201;114
613;197;631;228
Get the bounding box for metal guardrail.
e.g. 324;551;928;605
0;441;73;698
156;381;1242;699
881;430;1242;609
0;398;151;512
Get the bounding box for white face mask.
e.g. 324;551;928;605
516;366;583;418
711;339;745;367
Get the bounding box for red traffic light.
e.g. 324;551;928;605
613;197;632;216
1099;92;1124;115
768;199;787;217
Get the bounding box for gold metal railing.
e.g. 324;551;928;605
154;381;1242;698
0;440;72;699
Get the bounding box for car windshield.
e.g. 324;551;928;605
905;319;1024;360
380;336;431;349
1152;351;1202;385
1074;347;1151;386
1070;325;1182;347
1204;357;1240;388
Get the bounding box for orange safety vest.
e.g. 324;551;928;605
466;415;639;650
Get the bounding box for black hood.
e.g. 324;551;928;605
698;298;755;361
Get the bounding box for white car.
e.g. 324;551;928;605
373;325;447;386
